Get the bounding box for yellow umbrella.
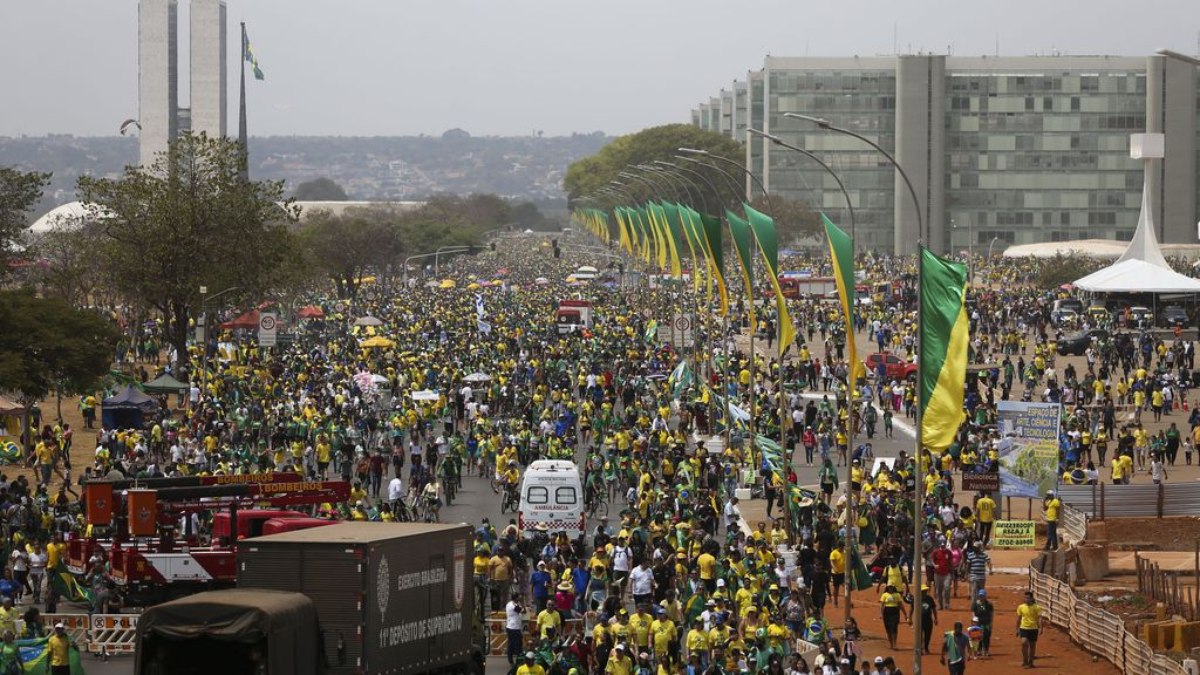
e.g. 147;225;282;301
440;279;457;289
360;336;396;349
467;283;482;290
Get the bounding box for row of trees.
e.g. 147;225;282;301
4;133;540;387
563;123;821;242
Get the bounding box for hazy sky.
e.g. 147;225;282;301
1;0;1196;137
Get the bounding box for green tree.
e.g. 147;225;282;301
0;290;118;421
77;132;299;367
300;208;403;299
0;166;51;270
563;124;743;205
30;219;110;307
294;177;349;201
511;201;545;229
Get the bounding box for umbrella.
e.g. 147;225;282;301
297;305;325;319
535;277;549;285
410;389;440;402
424;280;440;289
576;265;599;274
467;283;481;289
354;316;383;327
360;336;395;349
463;372;491;383
439;279;457;289
370;373;390;384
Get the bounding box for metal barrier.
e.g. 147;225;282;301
1030;565;1187;675
1057;482;1200;519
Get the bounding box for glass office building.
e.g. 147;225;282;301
693;54;1200;254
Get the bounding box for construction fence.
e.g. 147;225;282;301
1056;482;1200;519
1029;565;1189;675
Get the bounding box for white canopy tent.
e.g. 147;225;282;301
1074;134;1200;294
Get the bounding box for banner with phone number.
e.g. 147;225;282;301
992;520;1036;548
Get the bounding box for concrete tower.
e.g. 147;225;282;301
190;0;228;141
138;0;227;167
138;0;178;167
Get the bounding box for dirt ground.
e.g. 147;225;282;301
842;573;1121;674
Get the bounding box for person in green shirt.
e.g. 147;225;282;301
0;630;21;675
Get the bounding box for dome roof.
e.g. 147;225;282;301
28;201;95;234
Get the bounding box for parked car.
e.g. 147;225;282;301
1050;309;1079;327
1161;306;1189;328
1053;297;1085;314
1126;306;1152;328
1086;306;1110;323
864;352;918;381
1058;329;1109;356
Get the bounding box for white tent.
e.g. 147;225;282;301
1074;134;1200;294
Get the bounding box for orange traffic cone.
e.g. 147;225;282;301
1184;398;1189;411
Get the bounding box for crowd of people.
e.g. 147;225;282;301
12;236;1199;674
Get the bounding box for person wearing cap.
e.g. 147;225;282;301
1043;490;1061;551
606;643;633;675
916;583;938;655
971;588;994;657
47;622;71;675
650;605;677;669
629;604;653;655
531;561;553;612
515;650;545;675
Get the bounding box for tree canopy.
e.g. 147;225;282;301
0;290;117;405
293;177;349;201
77;131;299;365
0;166;51;270
563;124;744;205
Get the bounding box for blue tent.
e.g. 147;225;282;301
101;385;160;430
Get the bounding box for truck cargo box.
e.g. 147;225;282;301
238;522;474;675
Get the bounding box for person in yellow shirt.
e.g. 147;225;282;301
1017;590;1044;667
829;547;846;606
535;605;561;639
879;584;907;650
605;644;633;675
47;622;72;674
975;493;997;546
515;651;546;675
650;608;677;667
696;551;717;593
684;618;710;666
1043;491;1061;551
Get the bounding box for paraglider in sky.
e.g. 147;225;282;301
119;119;142;136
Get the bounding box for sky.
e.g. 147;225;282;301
0;0;1197;138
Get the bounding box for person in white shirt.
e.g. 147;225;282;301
723;497;742;531
629;560;654;606
503;593;524;665
611;538;633;593
387;476;405;507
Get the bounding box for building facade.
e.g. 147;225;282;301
138;0;227;168
693;54;1200;253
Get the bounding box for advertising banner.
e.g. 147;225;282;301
996;401;1062;498
992;520;1036;548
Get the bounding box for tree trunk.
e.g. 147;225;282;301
171;301;191;377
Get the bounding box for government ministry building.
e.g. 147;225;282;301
692;54;1199;254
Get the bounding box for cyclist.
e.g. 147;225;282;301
421;480;442;522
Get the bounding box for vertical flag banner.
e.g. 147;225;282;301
823;214;865;385
658;202;685;279
700;214;729;316
725;208;757;330
919;247;969;449
243;26;265;80
743;204;796;356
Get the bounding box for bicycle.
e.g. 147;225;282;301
585;490;608;519
500;484;520;514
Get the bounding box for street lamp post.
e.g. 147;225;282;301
747;127;859;626
783;111;930;675
987;236;1001;259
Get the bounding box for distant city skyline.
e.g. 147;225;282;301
0;0;1197;138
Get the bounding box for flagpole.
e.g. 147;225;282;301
238;22;249;182
913;245;925;675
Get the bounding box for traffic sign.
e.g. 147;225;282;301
258;312;278;347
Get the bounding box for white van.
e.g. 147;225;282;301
518;460;584;539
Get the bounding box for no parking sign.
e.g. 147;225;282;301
258;312;278;347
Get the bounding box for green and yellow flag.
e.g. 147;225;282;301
743;204;796;356
700;213;729;316
919;247;969;449
823;214;865;385
725;208;757;329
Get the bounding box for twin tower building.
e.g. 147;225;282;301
138;0;228;167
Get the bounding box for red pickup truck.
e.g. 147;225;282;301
864;352;918;381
